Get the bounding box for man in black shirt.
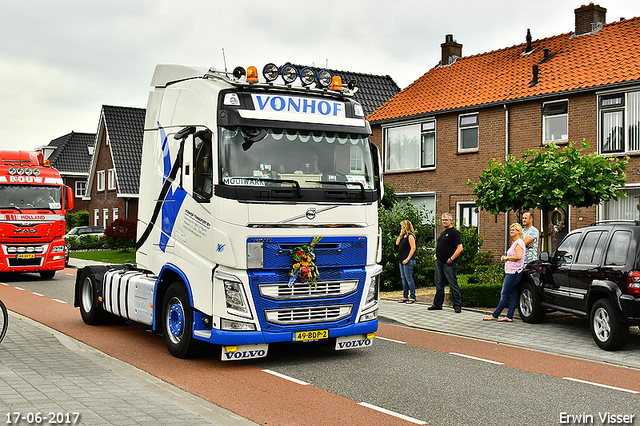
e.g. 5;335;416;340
429;212;463;313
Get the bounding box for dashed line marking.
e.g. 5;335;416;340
358;402;426;424
262;369;309;385
32;292;44;297
563;377;639;394
52;299;68;304
376;336;407;344
449;352;504;365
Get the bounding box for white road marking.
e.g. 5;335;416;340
449;352;504;365
358;402;426;424
563;377;639;394
262;369;309;385
52;299;68;304
376;336;407;344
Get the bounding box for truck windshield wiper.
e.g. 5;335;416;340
0;205;22;213
315;180;366;198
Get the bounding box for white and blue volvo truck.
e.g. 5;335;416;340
75;63;383;361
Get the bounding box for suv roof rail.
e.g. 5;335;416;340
588;219;640;226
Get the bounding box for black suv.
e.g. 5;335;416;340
519;220;640;350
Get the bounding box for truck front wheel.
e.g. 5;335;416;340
162;283;199;358
590;298;629;351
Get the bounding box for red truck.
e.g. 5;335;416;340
0;150;74;278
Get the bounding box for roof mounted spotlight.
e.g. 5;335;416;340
33;168;41;176
280;64;298;84
232;66;246;81
16;167;24;175
347;79;359;94
300;67;316;86
316;69;332;88
263;63;279;82
246;66;259;83
24;167;33;176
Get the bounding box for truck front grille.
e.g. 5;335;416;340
258;280;358;300
265;305;352;325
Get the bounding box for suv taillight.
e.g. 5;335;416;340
627;271;640;296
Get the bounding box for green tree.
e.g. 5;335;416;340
468;141;628;215
378;197;435;290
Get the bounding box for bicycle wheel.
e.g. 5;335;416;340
0;299;7;344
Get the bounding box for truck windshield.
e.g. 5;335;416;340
219;127;375;190
0;185;62;210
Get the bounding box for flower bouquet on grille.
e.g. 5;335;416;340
288;236;323;288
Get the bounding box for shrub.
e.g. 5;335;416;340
104;218;136;250
458;282;503;307
65;210;89;231
66;234;107;250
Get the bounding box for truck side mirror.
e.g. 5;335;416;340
65;186;75;210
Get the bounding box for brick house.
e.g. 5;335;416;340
84;105;145;228
368;3;640;256
37;131;95;214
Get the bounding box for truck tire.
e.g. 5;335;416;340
162;283;199;358
78;266;112;325
40;271;56;279
518;281;546;323
590;298;629;351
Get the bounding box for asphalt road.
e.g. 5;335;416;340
1;269;639;426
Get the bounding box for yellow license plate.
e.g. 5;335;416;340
17;254;36;259
293;330;329;342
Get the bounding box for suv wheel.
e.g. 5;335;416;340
518;281;546;323
590;299;629;351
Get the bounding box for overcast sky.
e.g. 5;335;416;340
1;0;638;151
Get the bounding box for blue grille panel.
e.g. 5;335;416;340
247;236;367;333
259;236;367;269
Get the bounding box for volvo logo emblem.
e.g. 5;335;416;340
305;208;316;220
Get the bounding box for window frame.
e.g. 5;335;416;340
96;170;105;192
75;181;86;198
457;202;478;228
384;119;437;172
103;208;109;228
597;90;640;154
458;113;479;152
107;168;116;190
93;209;99;227
542;100;569;144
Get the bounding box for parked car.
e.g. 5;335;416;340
63;226;105;239
519;220;640;350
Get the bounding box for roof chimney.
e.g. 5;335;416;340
574;3;606;35
441;34;463;66
525;29;532;53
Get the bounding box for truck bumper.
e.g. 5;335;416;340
197;319;378;346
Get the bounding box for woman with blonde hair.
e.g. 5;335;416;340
484;223;525;322
396;219;417;303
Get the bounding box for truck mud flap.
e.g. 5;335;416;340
221;344;269;361
335;334;374;350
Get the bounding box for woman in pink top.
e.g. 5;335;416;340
483;223;526;322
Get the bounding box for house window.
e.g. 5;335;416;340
103;209;109;228
385;120;436;171
94;209;99;226
602;188;640;220
96;170;105;192
542;100;568;143
598;92;640;153
396;194;436;243
458;113;478;151
75;181;86;198
113;208;118;221
457;202;478;227
107;169;116;190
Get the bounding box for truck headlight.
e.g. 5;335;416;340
364;273;380;310
223;279;252;319
51;245;65;253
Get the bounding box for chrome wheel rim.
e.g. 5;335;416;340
519;289;533;317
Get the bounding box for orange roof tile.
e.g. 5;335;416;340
368;17;640;123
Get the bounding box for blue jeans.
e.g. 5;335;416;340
399;259;416;300
434;259;462;308
492;271;523;319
